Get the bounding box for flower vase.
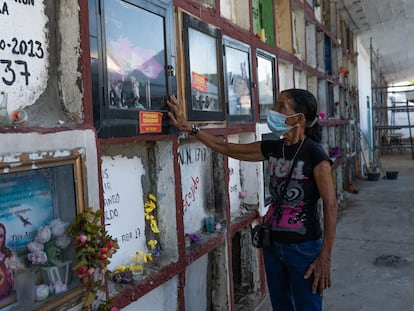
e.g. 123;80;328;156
15;269;35;309
40;261;72;294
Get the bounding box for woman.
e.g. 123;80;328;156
167;89;337;310
0;223;15;299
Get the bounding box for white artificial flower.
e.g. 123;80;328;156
28;251;48;265
27;241;44;253
35;225;51;244
49;219;69;237
56;233;71;249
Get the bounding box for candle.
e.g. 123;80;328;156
259;28;266;42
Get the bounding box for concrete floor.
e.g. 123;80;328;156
256;153;414;310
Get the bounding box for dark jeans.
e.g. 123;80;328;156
263;239;323;311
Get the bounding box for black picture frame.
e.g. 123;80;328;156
90;0;177;138
256;49;277;120
222;36;254;123
183;13;225;121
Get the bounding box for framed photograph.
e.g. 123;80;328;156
223;36;253;122
0;149;86;309
183;13;225;121
90;0;176;138
257;50;276;120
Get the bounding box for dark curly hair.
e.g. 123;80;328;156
281;89;322;142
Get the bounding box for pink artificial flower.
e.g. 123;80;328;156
87;268;96;275
76;234;87;245
107;241;114;249
76;266;89;278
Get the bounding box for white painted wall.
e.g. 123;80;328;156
101;155;147;270
357;36;373;168
228;133;260;218
119;277;178;311
227;145;242;217
0;1;49;114
184;255;208;311
278;62;294;91
179;141;214;235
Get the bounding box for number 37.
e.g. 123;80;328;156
1;59;31;86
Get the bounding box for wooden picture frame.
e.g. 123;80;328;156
0;149;87;310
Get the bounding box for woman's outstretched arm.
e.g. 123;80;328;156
167;95;265;162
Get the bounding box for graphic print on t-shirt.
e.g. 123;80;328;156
267;158;307;234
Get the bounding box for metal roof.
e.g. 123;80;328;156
338;0;414;84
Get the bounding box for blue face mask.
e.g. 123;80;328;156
267;110;294;138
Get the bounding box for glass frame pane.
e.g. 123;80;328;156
223;36;254;122
183;13;225;121
103;0;167;111
90;0;176;138
257;50;276;120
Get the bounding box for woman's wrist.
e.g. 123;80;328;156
190;124;200;136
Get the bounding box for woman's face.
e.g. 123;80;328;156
273;93;303;126
272;93;296;115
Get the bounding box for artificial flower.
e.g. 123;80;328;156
148;194;157;202
35;225;52;244
35;284;49;301
185;233;202;243
27;251;48;265
56;234;71;249
76;234;88;245
150;219;160;233
147;239;157;250
116;265;127;272
68;207;119;310
27;241;44;253
27;219;71;266
144;200;156;214
49;218;69;236
87;267;96;275
144;253;153;263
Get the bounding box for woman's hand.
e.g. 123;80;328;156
304;255;331;296
166;95;264;161
167;95;192;133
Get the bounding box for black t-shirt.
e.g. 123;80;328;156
260;138;331;243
